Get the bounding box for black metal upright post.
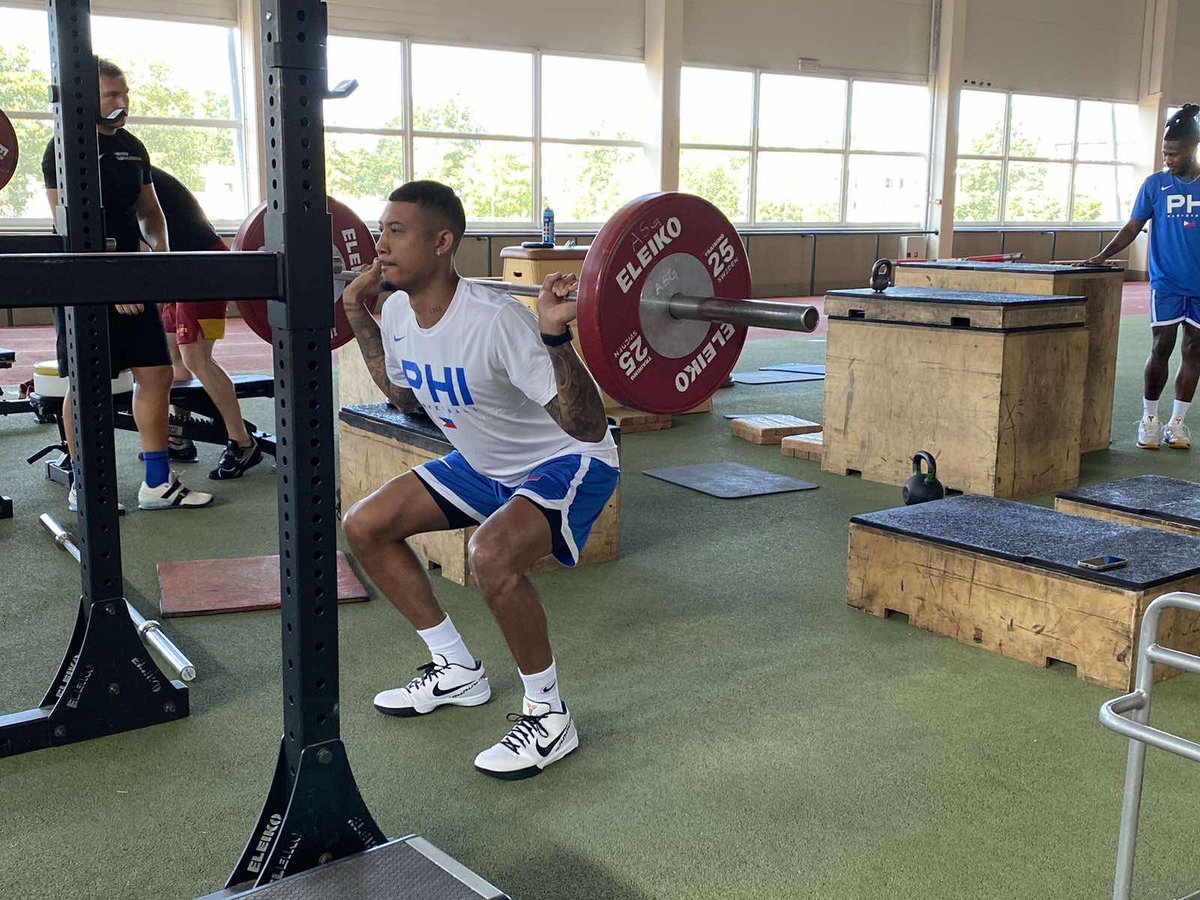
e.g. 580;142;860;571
223;0;386;889
0;0;187;759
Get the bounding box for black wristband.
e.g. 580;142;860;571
541;326;573;347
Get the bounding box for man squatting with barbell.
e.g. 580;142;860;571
340;180;620;779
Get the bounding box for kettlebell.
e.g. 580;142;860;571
902;451;944;505
870;258;893;293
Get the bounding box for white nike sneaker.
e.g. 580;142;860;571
1164;419;1192;450
473;697;579;780
1137;416;1162;450
137;471;214;510
68;485;125;513
373;655;491;718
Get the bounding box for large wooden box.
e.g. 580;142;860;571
846;496;1200;690
894;261;1122;453
822;286;1088;499
338;404;620;586
1056;475;1200;539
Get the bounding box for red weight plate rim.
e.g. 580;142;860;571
0;108;19;190
577;192;751;415
232;197;379;349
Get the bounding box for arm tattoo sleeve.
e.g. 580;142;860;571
344;301;423;415
542;343;609;442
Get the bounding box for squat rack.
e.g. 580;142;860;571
0;1;505;896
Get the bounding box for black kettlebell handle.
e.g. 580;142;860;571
912;450;937;483
870;258;893;293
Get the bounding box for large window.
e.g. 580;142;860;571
679;66;931;226
0;8;247;224
324;38;652;227
955;90;1142;225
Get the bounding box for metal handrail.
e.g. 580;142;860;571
1099;591;1200;900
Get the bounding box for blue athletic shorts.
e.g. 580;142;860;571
1150;291;1200;328
414;451;620;567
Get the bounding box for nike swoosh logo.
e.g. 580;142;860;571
392;336;405;342
541;681;557;694
536;727;569;758
431;677;478;697
1163;186;1172;191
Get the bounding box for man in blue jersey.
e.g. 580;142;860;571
1085;104;1200;450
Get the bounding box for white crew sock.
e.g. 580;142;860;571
1171;399;1191;423
416;615;474;668
520;660;561;711
1144;398;1160;421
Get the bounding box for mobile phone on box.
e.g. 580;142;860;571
1078;555;1127;571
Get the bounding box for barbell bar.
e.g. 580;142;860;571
39;513;197;683
333;269;821;334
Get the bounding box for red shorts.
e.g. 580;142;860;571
161;239;230;345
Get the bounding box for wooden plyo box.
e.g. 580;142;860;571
894;261;1123;453
846;496;1200;690
822;286;1088;499
339;404;620;586
1056;475;1200;539
780;431;823;461
731;415;820;445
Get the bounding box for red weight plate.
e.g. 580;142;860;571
576;192;751;415
0;108;19;191
232;197;379;349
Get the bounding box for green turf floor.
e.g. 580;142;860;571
0;318;1198;899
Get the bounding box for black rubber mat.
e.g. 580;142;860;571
644;462;817;498
731;371;824;385
895;260;1117;274
758;363;826;375
827;286;1083;306
851;495;1200;589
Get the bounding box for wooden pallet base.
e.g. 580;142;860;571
731;414;820;445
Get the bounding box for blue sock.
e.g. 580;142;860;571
143;450;169;488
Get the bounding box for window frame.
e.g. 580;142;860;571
679;63;933;229
955;87;1141;228
0;10;247;229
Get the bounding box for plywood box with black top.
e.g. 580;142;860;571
338;404;620;585
894;261;1122;453
846;496;1200;690
1056;475;1200;539
822;286;1088;499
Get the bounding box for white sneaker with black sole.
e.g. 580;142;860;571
473;698;579;780
137;471;214;510
373;655;490;717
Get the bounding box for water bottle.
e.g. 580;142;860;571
542;205;555;246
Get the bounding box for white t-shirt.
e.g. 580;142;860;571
379;279;619;486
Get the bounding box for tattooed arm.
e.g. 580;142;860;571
536;273;609;443
343;259;423;415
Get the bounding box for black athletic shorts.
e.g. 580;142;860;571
54;304;172;376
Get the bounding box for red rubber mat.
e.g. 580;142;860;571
157;551;368;617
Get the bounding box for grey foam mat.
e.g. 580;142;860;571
643;462;817;499
731;371;825;385
1058;475;1200;526
827;286;1084;306
852;495;1200;589
758;363;826;375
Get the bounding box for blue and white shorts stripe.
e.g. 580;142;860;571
1150;290;1200;328
414;451;620;567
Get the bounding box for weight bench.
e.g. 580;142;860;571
846;495;1200;690
28;371;278;486
339;403;621;585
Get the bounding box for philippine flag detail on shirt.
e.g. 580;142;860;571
439;416;457;429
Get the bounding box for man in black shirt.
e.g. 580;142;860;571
153;166;263;480
42;58;211;510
